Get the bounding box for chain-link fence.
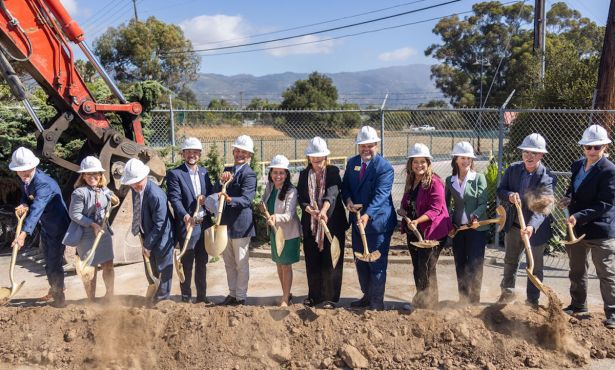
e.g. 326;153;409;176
149;107;615;276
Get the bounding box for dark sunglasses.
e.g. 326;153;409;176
583;145;604;151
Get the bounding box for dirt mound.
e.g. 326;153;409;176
0;300;612;369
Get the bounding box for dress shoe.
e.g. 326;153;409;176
50;290;66;308
220;295;237;306
195;297;211;304
181;295;192;303
604;318;615;329
563;304;588;315
496;292;516;304
235;299;246;305
350;296;370;308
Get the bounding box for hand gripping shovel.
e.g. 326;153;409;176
175;195;203;283
351;205;381;262
204;176;233;257
448;205;507;238
513;199;548;295
76;200;118;282
403;217;440;248
0;210;28;304
259;202;286;257
562;208;585;245
320;219;341;269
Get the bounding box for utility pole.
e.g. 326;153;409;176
132;0;139;22
474;54;490;154
533;0;546;81
595;0;615;114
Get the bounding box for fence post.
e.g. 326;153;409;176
260;139;264;162
169;97;176;163
380;94;388;158
495;90;516;248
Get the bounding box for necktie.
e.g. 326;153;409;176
132;191;142;235
359;162;367;181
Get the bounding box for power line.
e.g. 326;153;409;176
163;0;461;54
81;0;124;28
195;0;437;46
187;8;482;57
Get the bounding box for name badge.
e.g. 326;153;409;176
354;166;361;171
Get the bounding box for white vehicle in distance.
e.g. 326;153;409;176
410;125;436;132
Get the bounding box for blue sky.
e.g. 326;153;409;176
62;0;609;76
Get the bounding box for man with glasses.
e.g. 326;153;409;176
496;133;556;306
560;125;615;329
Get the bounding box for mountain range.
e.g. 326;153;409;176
188;64;444;108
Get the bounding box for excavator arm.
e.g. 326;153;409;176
0;0;166;263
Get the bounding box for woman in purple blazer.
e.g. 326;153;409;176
398;143;452;308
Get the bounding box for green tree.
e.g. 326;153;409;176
207;99;233;110
94;17;199;91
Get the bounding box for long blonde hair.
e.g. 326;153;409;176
404;157;434;192
74;173;108;189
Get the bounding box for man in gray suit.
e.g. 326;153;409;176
122;158;175;301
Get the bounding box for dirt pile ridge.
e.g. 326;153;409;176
0;299;613;369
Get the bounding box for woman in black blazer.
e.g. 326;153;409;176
562;124;615;329
297;137;349;308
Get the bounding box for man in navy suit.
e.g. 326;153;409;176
561;125;615;329
341;126;396;310
217;135;257;305
10;147;70;307
122;158;175;302
497;133;556;306
167;137;214;303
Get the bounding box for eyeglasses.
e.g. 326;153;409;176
583;145;604;151
522;151;537;157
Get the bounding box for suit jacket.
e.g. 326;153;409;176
19;169;70;239
136;180;175;262
341;154;396;235
401;175;453;240
445;172;488;231
167;163;214;239
567;157;615;239
497;161;556;246
215;163;257;238
297;165;349;236
263;183;302;240
62;186;114;246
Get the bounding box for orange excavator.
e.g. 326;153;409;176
0;0;166;263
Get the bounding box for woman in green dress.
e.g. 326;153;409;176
264;155;302;307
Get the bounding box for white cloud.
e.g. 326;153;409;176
60;0;78;15
267;35;334;57
378;47;416;62
180;14;250;49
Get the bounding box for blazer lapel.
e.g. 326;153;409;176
180;164;197;199
198;167;207;196
576;158;604;193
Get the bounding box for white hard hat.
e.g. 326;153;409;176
268;155;289;170
578;125;612;146
120;158;150;185
517;133;548;153
305;136;331;157
451;141;476;158
355;126;381;145
9;147;40;171
407;143;432;159
181;137;203;151
232;135;254;153
78;156;105;173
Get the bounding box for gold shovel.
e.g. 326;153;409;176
143;255;160;300
562;208;585;245
259;202;286;257
402;217;440;248
204;176;233;257
320;219;341;269
174;195;203;283
513;198;549;294
351;205;381;262
75;199;118;282
448;205;507;238
0;210;28;305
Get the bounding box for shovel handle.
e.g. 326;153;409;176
404;217;424;242
513;200;535;274
214;177;233;227
178;195;203;259
354;210;369;255
319;219;334;243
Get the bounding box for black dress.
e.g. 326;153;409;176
297;165;349;305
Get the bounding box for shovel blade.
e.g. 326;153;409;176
275;228;285;254
10;281;25;299
410;241;440;249
212;226;229;256
354;250;381;262
0;287;11;300
173;250;185;283
563;233;586;245
146;281;159;299
526;268;548;295
330;237;341;268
